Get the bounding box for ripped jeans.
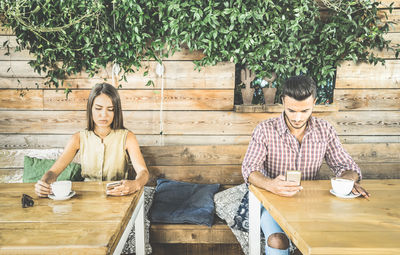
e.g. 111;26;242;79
260;206;290;255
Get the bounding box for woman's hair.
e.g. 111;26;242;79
281;75;317;101
86;83;124;130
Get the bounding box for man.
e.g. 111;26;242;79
241;75;370;255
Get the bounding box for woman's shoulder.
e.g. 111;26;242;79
67;132;81;150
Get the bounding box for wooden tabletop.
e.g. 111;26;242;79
0;182;143;255
250;179;400;255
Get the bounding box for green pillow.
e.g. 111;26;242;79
23;156;84;183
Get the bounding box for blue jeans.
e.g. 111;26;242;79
261;206;289;255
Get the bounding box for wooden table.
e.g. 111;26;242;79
249;180;400;255
0;182;145;255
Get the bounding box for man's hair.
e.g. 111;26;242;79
87;83;124;131
281;75;317;101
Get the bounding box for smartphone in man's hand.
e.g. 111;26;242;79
286;170;301;186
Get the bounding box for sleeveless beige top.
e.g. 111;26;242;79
79;129;129;181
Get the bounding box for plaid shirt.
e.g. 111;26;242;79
242;113;362;182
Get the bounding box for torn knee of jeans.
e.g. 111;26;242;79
267;232;289;250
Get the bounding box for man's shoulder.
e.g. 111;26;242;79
312;117;334;129
256;117;280;130
310;117;336;138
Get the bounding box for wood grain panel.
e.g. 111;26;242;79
2;134;400;149
1;111;400;135
0;78;47;89
140;145;247;166
3;160;399;184
0;222;112;254
0;111;161;135
147;165;244;186
0;61;234;89
0;89;43;109
0;60;43;78
336;60;400;88
318;162;400;180
381;9;400;33
2;143;399;168
371;33;400;59
334;89;400;110
42;89;233;111
150;224;237;244
0;134;251;149
0;169;23;183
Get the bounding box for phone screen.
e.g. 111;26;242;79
286;170;301;186
106;181;121;190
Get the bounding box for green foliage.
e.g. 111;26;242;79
0;0;397;92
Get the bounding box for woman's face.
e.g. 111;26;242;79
92;93;114;128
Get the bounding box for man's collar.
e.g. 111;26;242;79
277;112;315;136
276;113;289;136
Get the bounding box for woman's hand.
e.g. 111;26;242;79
106;180;142;196
35;180;52;197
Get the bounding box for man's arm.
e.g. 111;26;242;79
325;125;362;180
324;125;369;198
249;171;302;197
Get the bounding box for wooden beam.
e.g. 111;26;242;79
0;61;234;89
336;60;400;88
0;89;234;111
0;110;399;135
2;144;399;168
334;89;400;110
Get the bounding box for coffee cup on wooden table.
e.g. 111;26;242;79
51;181;72;198
331;177;354;195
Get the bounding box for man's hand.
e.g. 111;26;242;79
339;170;370;200
352;182;370;200
267;175;303;197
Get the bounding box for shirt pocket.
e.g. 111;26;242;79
307;140;327;167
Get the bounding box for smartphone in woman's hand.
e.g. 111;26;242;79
106;181;121;190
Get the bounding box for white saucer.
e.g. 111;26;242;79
48;191;76;201
330;189;360;199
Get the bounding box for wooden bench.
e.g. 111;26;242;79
1;143;400;254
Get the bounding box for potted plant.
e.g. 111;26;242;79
261;72;277;105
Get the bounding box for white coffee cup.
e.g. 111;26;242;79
51;181;72;198
331;177;354;195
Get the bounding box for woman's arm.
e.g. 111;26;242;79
34;132;80;197
107;131;149;196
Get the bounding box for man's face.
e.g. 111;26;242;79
282;95;316;130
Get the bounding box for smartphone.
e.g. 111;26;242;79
286;170;301;186
106;181;121;190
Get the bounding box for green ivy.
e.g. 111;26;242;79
0;0;398;92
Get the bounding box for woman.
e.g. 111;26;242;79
35;83;149;197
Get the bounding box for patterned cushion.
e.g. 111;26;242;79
122;186;155;255
231;190;249;232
